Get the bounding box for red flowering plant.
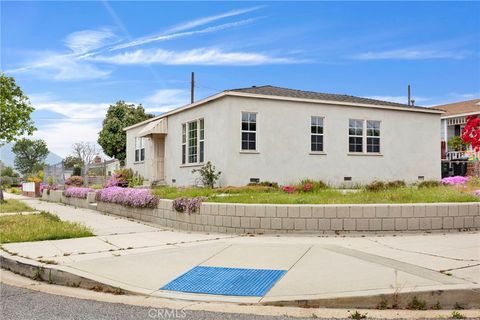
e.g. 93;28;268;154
282;185;296;193
461;115;480;151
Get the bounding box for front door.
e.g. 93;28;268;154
153;136;165;182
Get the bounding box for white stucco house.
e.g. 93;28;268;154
124;86;443;187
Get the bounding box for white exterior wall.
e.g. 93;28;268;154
128;96;441;186
125;125;155;179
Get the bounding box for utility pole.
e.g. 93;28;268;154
407;84;411;106
191;72;195;104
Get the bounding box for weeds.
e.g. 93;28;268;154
407;296;427;310
451;311;466;319
348;310;367;319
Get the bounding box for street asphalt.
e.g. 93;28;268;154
0;283;323;320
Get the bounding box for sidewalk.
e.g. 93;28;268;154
2;193;480;307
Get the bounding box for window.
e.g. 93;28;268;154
349;119;381;153
311;116;324;152
366;120;381;153
241;112;256;150
135;137;145;162
199;119;205;163
181;119;204;165
188;121;198;163
349;119;363;152
181;124;186;164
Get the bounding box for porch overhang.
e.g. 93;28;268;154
137;118;167;137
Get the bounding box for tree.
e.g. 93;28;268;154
192;161;221;188
462;115;480;151
0;166;19;178
448;136;469;152
98;101;154;164
12;138;49;176
71;142;98;166
0;74;36;201
63;155;84;169
0;74;36;145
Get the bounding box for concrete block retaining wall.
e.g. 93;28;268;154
96;200;480;234
42;190;96;209
42;189;480;233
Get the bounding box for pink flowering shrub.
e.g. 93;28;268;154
441;176;469;185
172;196;202;214
282;185;296;193
475;190;480;196
65;175;84;187
96;187;158;208
64;187;94;199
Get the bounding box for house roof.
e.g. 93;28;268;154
125;85;443;131
433;99;480;118
229;85;416;108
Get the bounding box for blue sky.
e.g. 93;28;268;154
2;1;479;156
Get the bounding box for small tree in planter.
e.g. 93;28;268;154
192;161;221;188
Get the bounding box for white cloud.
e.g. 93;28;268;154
92;47;294;66
165;6;262;34
351;49;469;60
32;119;103;158
64;29;119;54
7;51;111;81
30;94;111;119
109;18;259;51
143;89;190;113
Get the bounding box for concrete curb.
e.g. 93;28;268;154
0;251;133;296
263;288;480;309
2;250;479;309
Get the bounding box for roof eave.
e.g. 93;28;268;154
227;91;445;114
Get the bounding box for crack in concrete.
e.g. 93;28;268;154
369;239;480;262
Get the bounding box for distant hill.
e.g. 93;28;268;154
0;142;63;169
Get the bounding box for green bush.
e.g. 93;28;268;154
418;180;441;188
72;165;82;176
247;181;279;189
0;176;13;188
365;180;386;192
192;161;221;188
385;180;406;189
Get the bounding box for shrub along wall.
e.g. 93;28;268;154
43;190;480;233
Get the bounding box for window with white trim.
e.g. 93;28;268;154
366;120;381;153
182;119;204;164
181;124;186;164
135;137;145;162
348;119;363;152
349;119;381;153
199;119;205;163
311;116;324;152
241;112;256;150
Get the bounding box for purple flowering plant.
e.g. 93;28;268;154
441;176;469;185
64;187;94;199
172;196;202;214
96;186;158;208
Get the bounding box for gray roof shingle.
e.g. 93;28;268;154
227;85;421;109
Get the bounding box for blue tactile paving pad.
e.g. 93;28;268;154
160;266;286;297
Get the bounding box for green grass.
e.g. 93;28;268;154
0;211;93;244
0;199;35;213
152;186;480;204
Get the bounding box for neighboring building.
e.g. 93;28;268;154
435;99;480;160
124;86;443;187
